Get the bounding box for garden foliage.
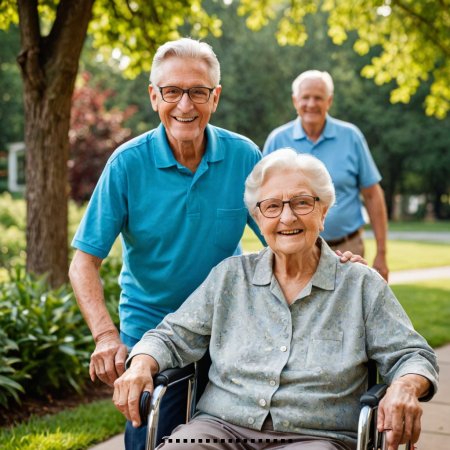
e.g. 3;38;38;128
0;255;122;407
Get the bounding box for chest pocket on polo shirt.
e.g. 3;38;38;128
305;330;343;369
214;208;248;251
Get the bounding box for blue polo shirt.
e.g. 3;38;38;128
73;123;263;340
263;115;381;240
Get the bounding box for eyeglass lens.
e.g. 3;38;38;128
260;196;316;217
161;86;211;104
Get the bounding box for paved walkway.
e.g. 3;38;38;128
390;265;450;284
365;230;450;242
90;343;450;450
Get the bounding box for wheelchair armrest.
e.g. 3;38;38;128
360;383;388;407
153;363;196;387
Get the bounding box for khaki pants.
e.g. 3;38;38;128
327;229;364;258
157;416;354;450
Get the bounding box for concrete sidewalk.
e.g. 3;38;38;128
417;344;450;449
90;344;450;450
389;265;450;284
365;230;450;243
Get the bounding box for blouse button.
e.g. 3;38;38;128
269;380;276;386
259;399;267;407
280;346;287;352
283;420;289;427
248;417;255;425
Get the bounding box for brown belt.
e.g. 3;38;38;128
326;228;361;247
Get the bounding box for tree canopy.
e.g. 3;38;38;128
1;0;448;117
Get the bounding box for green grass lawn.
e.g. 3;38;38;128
392;278;450;349
242;227;450;271
364;239;450;271
0;400;126;450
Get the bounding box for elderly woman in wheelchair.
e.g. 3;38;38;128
114;149;438;450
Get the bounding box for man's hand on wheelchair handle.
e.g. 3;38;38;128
377;374;431;450
113;354;158;427
335;250;367;266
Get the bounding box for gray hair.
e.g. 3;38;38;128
292;70;334;98
150;38;221;87
244;148;336;218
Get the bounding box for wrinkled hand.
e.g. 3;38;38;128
90;333;128;387
335;250;367;266
373;252;389;282
377;380;423;450
113;355;155;427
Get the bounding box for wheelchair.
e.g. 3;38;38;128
139;356;421;450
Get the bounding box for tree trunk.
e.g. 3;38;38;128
384;159;403;220
17;0;95;287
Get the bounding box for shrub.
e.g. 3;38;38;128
0;267;93;399
0;193;89;268
0;260;122;406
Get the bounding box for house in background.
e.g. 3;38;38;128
1;142;26;193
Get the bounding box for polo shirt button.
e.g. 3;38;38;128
269;380;276;386
280;346;287;352
259;399;266;407
283;420;289;427
248;417;255;425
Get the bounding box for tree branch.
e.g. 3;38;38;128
43;0;95;72
395;0;450;57
16;0;46;91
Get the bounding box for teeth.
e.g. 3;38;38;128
174;117;196;122
279;230;301;235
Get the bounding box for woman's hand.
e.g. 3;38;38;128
335;250;367;266
113;354;158;427
377;375;430;450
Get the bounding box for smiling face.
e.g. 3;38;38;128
256;171;328;258
149;57;221;151
292;78;333;130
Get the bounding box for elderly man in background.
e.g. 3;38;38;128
263;71;389;281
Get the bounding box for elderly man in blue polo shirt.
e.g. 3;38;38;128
263;70;389;281
70;42;364;450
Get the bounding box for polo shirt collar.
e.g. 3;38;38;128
152;123;224;169
292;117;307;141
204;124;224;163
292;114;337;141
252;237;336;290
321;114;337;139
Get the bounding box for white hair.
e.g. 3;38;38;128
244;148;336;218
292;70;334;98
150;38;221;87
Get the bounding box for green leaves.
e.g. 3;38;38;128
0;260;122;406
87;0;223;79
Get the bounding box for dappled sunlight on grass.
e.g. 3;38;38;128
364;239;450;271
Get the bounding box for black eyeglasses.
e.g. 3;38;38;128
256;195;320;218
158;85;216;104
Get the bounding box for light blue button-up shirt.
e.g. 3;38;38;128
130;239;438;447
72;123;264;339
263;115;381;240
